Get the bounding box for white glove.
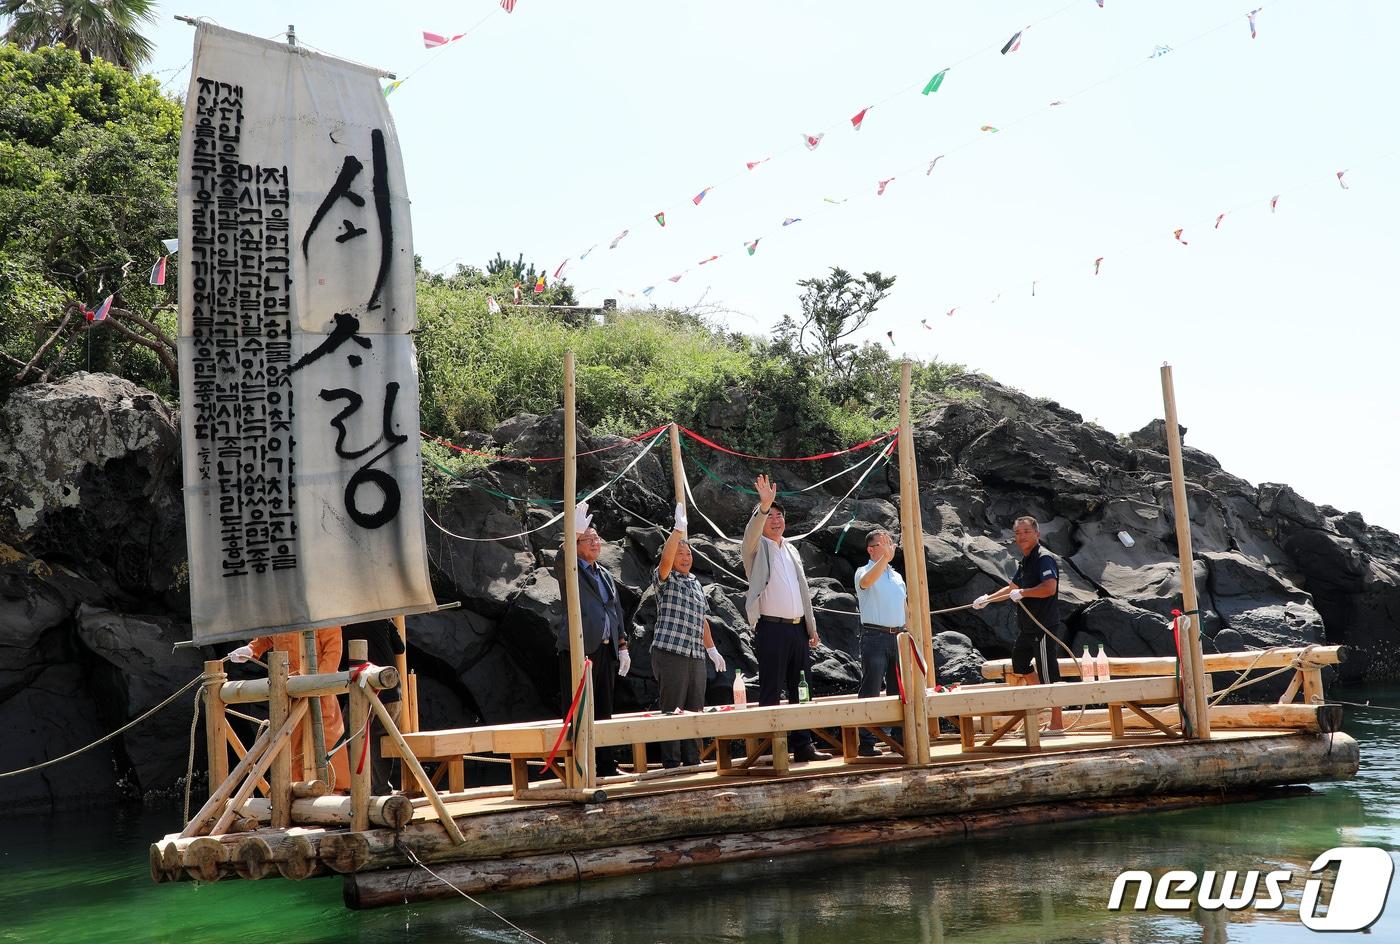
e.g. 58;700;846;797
1009;589;1024;602
227;645;254;664
574;500;592;534
706;646;725;673
674;502;688;534
972;594;990;610
617;648;631;676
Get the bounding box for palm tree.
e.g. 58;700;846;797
2;0;157;71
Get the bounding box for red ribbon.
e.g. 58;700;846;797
677;425;897;462
544;658;592;775
422;425;668;463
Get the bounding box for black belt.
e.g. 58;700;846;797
862;623;905;633
759;615;803;624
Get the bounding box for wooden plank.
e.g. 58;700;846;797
211;700;310;836
225;727;271;796
1109;704;1125;739
1302;668;1324;705
979;714;1022;749
630;743;648;775
448;761;465;793
368;692;466;845
1124;701;1179;736
771;733;789;774
979;646;1344;680
219;665;399;705
1023;712;1040;750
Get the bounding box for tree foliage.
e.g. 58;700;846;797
0;44;179;394
2;0;157;70
775;266;896;391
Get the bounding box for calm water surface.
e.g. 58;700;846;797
1;686;1396;944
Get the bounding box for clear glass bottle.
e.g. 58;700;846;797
1095;644;1111;682
732;671;747;707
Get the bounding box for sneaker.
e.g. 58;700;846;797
857;744;880;757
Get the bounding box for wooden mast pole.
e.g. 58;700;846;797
347;638;371;832
562;351;594;787
670;423;686;508
298;631;329;782
897;362;932;758
1160;363;1211;739
202;659;228;795
267;649;293;828
391;615;413;733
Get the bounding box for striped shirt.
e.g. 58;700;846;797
651;566;708;660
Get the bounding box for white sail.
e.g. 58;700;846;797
177;23;434;644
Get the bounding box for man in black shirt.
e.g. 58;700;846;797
972;516;1066;735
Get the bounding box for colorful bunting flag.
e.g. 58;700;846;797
921;318;932;330
745;239;760;256
877;178;895;196
88;295;112;323
922;69;948;95
422;31;466;48
654;212;666;227
1001;29;1025;55
1031;281;1038;296
161;238;179;254
534;275;546;294
1049;100;1065;106
980;125;999;133
500;0;517;12
487;294;502;314
1337;170;1349;189
642;286;655;296
668;273;684;283
553;259;569;279
580;244;597;261
609;229;629;249
746;158;770;170
382;81;404;97
698;255;720;265
1094;257;1103;275
823;197;847;204
692;187;713;206
851;107;871;131
1150;45;1173;58
782;217;802;226
1096;0;1104;7
946;307;957;317
885;330;895;346
1270;194;1280;212
926;155;944;175
148;255;167;285
1174;228;1189;246
1247;8;1261;39
1214;213;1226;230
802;133;824;151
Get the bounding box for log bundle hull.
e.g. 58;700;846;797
152;731;1358;895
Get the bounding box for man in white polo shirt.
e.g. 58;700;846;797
853;527;906;757
741;474;830;763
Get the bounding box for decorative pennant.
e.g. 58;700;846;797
422;31;466;48
642;286;655;296
946;307;957;317
1214;213;1226;230
382;81;404;97
698;255;720;265
487;294;502;314
1270;194;1280;212
745;239;760;256
1173;228;1189;246
579;244;598;261
668;273;685;283
885;330;895;346
851;107;871;131
782;217;802;226
87;294;113;323
1093;257;1103;275
161;238;179;254
802;133;825;151
533;275;546;294
1001;29;1025;55
823;197;847;204
1049;100;1065;106
926;155;944;175
876;177;895;196
745;158;771;170
1096;0;1104;7
148;255;167;285
692;186;713;206
609;229;629;249
1336;170;1349;189
1150;45;1173;58
500;0;517;12
1031;280;1038;296
1247;7;1261;39
980;125;1000;133
654;212;666;227
553;259;569;279
922;68;948;95
920;318;932;330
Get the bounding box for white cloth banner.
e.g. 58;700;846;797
177;24;434;645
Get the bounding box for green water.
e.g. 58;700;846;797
2;689;1397;944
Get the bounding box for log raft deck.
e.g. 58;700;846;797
150;362;1361;908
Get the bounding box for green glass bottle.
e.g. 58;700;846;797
798;672;811;703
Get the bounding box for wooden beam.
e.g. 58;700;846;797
391;615;413;734
898;632;930;763
1069;702;1338;733
267;651;293;829
979;646;1344;680
368;690;466;845
210;701;309;836
219;664;399;704
224;727;271;796
347;639;371;832
561;349;594;788
182;723;274;838
203;660;229;795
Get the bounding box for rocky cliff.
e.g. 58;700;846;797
2;372;1395;813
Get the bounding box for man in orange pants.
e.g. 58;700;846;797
228;626;352;790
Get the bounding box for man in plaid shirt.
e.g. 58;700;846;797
652;502;726;767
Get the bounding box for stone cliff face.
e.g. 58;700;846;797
2;372;1395;813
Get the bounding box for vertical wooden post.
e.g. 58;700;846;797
898;363;937;688
202;660;228;796
562;350;595;787
897;632;930;764
298;630;329;783
669;422;686;507
347;639;370;833
267;650;293;828
1160;364;1211;739
392;615;414;733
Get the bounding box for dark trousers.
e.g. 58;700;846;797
653;648;706;766
755;617;812;752
858;629;901;749
557;643;618;771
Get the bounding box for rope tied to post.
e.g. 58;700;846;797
544;658;592;778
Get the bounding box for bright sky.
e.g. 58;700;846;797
143;1;1400;529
